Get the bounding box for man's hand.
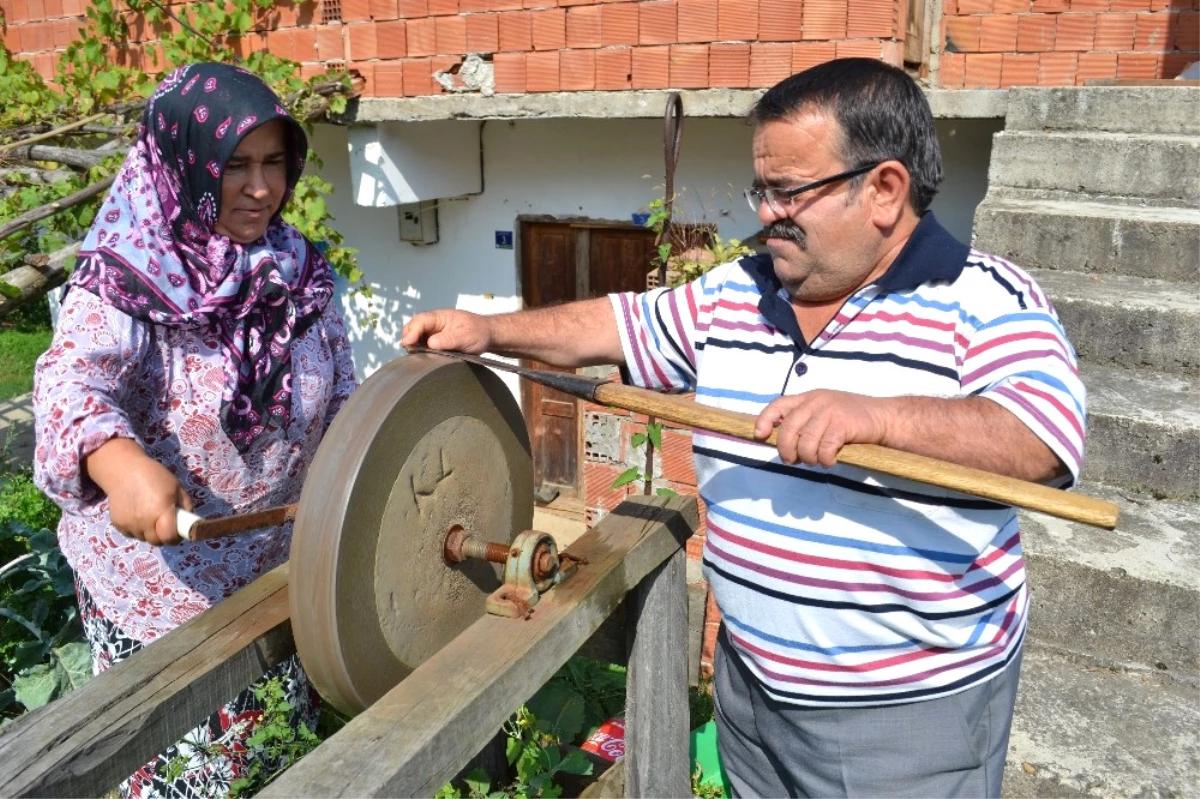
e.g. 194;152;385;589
401;310;493;354
754;390;889;468
85;438;194;546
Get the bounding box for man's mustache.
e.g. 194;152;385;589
761;221;806;247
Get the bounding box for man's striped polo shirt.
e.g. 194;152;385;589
608;212;1086;707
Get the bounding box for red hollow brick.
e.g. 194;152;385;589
402;56;434;93
524;0;554;9
718;0;758;39
525;48;559;89
1109;0;1149;10
709;41;750;86
1070;0;1109;9
369;0;399;19
677;0;718;42
749;41;790;85
373;60;404;94
945;15;982;51
1093;13;1136;50
1117;51;1160;78
429;55;459;93
1016;14;1055;50
346;22;378;59
561;47;595;88
266;28;296;60
493;50;526;91
342;0;371;20
1030;0;1068;11
428;0;457;13
1132;11;1169;49
3;26;22;53
601;2;639;45
792;39;836;70
836;39;882;57
980;14;1019;50
1077;51;1117;81
669;42;708;86
957;0;992;12
1162;53;1194;78
760;0;803;40
407;15;437;54
938;51;967;86
376;18;408;57
1000;51;1038;85
964;51;1003;85
499;9;532;50
847;0;897;38
1175;11;1200;51
565;4;602;48
466;12;500;51
803;0;848;39
1055;13;1095;50
632;44;670;87
1148;0;1167;10
640;0;677;44
1039;50;1077;83
293;26;319;61
595;45;632;89
315;25;345;61
531;7;566;49
436;13;467;52
398;0;427;16
991;0;1029;11
7;0;29;23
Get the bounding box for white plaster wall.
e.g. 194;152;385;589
311;114;1000;381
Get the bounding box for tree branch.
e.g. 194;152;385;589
0;177;114;242
0;242;82;316
4;144;108;170
0;113;110;155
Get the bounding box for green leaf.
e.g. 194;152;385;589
528;682;586;743
655;487;678;497
12;662;66;710
610;467;641;489
629;432;646;449
506;734;523;765
0;282;22;299
647;422;663;450
54;642;93;690
462;768;491;795
557;748;594;777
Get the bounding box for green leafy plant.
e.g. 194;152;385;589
0;521;88;723
610;421;677;498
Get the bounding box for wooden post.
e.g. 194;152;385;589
624;547;690;798
0;565;294;798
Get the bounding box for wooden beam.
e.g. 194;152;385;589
260;495;699;798
0;242;81;315
624;547;690;798
0;564;295;798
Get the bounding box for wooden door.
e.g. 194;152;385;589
519;221;656;499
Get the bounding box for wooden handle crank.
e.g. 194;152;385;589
590;382;1119;529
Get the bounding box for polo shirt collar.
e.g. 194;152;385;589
741;211;968;348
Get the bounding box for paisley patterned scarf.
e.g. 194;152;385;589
70;62;335;452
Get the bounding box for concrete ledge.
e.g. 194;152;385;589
350;88;1008;123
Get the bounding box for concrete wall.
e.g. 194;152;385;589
314;114;1001;379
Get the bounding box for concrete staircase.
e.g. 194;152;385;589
973;85;1200;798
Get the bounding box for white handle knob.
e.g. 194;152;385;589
176;508;202;541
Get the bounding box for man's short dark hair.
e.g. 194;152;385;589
751;58;943;213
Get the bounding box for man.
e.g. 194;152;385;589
402;58;1086;798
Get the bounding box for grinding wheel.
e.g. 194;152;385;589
290;353;533;716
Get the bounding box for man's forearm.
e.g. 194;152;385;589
878;396;1068;484
487;297;625;368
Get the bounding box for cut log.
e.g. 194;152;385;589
0;242;82;314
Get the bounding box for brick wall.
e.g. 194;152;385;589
0;0;905;95
938;0;1199;86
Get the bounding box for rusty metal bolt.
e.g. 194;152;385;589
444;526;509;566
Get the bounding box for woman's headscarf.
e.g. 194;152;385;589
71;62;335;452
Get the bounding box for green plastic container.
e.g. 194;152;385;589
689;720;730;798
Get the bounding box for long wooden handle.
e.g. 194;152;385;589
177;504;298;542
593;383;1119;530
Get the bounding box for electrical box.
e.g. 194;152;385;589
399;200;439;246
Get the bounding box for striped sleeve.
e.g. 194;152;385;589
609;265;723;393
961;308;1087;486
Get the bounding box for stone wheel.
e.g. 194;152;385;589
290;353;533;716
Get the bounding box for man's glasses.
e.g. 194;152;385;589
744;162;882;214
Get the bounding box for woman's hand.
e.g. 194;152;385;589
84;437;194;546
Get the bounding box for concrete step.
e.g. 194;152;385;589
973;197;1200;284
1081;363;1199;499
988;131;1200;205
1004;86;1200;136
1002;643;1200;798
1030;269;1200;376
1019;483;1199;678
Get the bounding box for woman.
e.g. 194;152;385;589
32;62;357;798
